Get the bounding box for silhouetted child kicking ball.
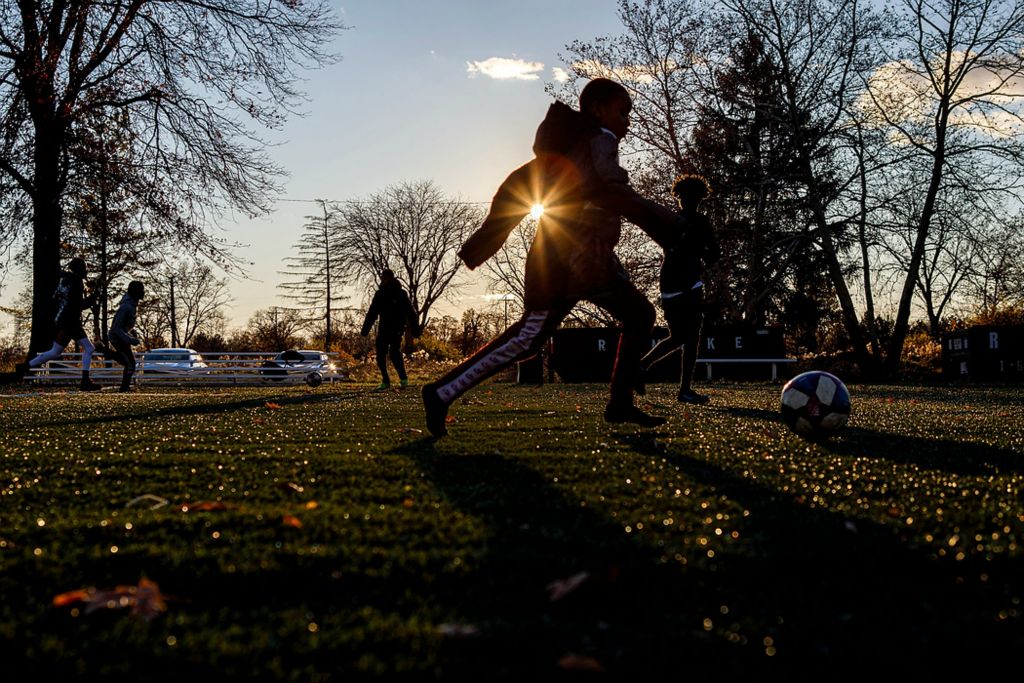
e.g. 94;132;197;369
422;78;683;437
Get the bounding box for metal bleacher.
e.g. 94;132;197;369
25;351;345;388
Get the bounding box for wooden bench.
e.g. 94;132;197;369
696;357;797;381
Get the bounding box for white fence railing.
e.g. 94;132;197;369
25;351;346;387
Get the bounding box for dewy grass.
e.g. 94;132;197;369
0;382;1022;679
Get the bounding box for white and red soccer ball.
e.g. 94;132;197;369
780;370;851;438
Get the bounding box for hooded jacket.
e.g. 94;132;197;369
361;280;420;338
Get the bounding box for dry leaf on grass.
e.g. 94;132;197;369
180;501;236;512
557;654;605;672
282;515;303;528
265;402;282;410
53;578;168;621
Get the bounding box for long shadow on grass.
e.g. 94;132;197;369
618;431;1024;675
720;405;1024;475
23;388;369;430
388;437;782;680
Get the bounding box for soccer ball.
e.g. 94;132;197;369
780;371;851;438
305;371;323;388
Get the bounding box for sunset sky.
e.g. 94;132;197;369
0;0;626;333
227;0;624;325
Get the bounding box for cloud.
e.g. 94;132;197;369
859;52;1024;137
466;57;545;81
552;67;571;83
570;59;658;85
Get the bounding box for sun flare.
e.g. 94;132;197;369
529;203;545;220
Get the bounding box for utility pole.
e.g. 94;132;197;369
169;274;179;347
322;200;332;353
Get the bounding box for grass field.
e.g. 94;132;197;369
0;380;1022;680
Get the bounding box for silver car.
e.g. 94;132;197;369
260;349;337;381
140;348;208;373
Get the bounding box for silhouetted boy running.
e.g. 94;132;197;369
639;175;720;404
104;280;145;393
17;257;102;390
422;78;682;437
361;269;421;389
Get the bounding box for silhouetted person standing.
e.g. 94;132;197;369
361;269;420;389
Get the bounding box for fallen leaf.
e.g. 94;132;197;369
557;654;605;672
180;501;234;512
304;500;319;510
282;515;303;528
53;589;90;607
445;415;456;424
265;402;282;410
53;578;168;621
394;427;423;434
403;498;414;509
546;571;590;602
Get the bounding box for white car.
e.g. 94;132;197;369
260;349;336;380
140;348;208;373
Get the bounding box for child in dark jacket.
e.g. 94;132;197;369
361;269;420;389
639;175;720;403
106;281;145;392
422;78;682;437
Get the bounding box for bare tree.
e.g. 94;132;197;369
145;262;232;348
235;306;307;352
337;180;483;328
279;200;347;351
861;0;1024;373
0;1;342;355
482;216;535;318
964;217;1024;316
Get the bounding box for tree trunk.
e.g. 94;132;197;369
29;124;63;356
798;151;874;375
884;132;947;376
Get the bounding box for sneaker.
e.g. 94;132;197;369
80;378;103;392
376;381;391;390
604;403;667;428
677;390;710;405
422;383;449;437
400;378;410;388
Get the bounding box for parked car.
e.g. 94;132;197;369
140;348;208;373
260;349;336;381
